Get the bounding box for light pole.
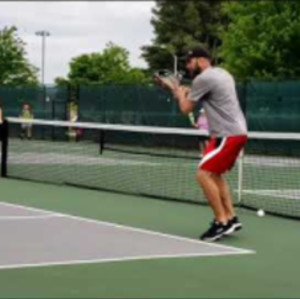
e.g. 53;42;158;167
35;30;50;86
172;53;178;76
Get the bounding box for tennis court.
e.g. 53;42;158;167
0;119;300;298
0;201;251;270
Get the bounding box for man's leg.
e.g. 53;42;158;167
211;173;243;234
211;174;235;220
197;169;228;224
197;136;247;240
197;169;234;241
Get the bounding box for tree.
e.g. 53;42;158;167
126;68;152;85
54;76;69;86
56;42;151;86
141;1;225;72
0;26;38;86
219;1;300;80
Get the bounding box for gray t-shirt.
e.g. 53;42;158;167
188;67;247;137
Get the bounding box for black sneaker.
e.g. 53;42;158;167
200;221;231;242
224;216;243;235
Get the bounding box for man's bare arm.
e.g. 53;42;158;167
172;86;196;115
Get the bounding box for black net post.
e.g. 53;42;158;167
1;119;8;177
99;130;105;155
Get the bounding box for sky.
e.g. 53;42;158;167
0;1;156;84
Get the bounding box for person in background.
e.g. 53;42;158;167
19;103;34;140
68;101;82;141
69;101;78;123
188;108;209;155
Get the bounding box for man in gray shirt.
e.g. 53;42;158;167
172;45;248;241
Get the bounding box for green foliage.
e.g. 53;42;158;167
220;1;300;80
0;26;38;86
56;42;151;86
54;76;69;86
141;0;225;71
126;68;152;85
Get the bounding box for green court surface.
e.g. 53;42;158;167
0;178;300;298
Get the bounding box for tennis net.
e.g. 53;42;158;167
2;117;300;220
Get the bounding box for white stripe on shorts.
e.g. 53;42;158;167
199;137;227;167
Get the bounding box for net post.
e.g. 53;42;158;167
1;119;8;177
99;130;105;154
237;148;244;205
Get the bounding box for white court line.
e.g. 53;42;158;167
0;251;251;271
0;201;254;255
241;189;300;200
0;214;63;221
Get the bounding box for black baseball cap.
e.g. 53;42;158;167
184;45;212;61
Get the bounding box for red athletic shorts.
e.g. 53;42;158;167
199;135;248;174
